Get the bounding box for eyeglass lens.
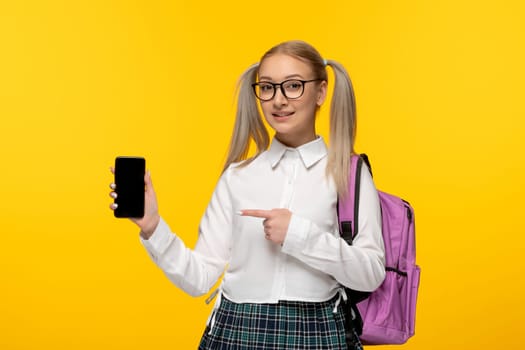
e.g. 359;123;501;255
255;80;304;101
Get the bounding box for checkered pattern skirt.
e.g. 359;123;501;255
198;295;363;350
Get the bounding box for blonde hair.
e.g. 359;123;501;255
223;63;269;169
223;40;357;198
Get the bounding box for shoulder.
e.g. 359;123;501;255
358;161;381;208
218;152;272;191
225;151;270;174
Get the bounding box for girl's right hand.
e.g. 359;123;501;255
109;167;160;239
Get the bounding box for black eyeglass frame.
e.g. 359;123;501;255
251;79;322;101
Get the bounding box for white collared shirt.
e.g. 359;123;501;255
141;137;385;303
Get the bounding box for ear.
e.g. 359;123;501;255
316;80;328;106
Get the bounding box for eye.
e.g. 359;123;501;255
284;80;302;91
259;83;274;92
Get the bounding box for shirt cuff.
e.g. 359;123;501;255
282;214;312;256
140;217;174;261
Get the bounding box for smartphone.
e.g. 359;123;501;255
114;156;145;218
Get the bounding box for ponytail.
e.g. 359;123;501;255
223;63;269;172
325;59;357;199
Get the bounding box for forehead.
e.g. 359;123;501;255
258;54;314;80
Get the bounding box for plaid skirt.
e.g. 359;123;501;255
198;294;363;350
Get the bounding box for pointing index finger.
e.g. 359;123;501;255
240;209;272;219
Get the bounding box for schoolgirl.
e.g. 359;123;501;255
110;40;385;349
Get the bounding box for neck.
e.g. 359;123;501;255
275;131;317;148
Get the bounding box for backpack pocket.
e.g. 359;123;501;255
407;264;421;337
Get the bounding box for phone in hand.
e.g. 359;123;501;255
114;156;145;218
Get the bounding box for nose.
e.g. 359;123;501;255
273;86;288;106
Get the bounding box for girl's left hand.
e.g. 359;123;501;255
240;208;292;245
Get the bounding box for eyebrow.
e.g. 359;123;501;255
258;74;305;81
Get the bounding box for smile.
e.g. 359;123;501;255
272;112;295;118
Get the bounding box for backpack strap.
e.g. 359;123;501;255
338;154;373;337
339;155;363;244
360;153;372;178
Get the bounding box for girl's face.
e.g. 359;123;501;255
257;54;327;148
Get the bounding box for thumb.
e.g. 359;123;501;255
145;170;154;190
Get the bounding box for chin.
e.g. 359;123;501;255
271;125;295;136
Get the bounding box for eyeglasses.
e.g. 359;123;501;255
252;79;322;101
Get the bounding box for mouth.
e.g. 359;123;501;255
272;111;295;120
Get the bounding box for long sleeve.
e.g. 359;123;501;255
282;165;386;292
140;170;233;297
137;137;385;303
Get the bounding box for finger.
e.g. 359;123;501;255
109;203;118;210
110;166;115;174
110;183;116;190
240;209;272;219
109;191;117;199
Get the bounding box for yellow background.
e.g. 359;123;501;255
1;1;524;349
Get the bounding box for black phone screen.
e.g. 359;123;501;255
114;156;145;218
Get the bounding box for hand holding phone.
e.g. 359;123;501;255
113;156;145;218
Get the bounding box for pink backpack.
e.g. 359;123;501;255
338;154;421;345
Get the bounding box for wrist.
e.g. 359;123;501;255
140;215;160;240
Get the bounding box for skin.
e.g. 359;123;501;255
109;53;327;244
257;54;327;148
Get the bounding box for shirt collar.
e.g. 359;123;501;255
267;136;328;169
